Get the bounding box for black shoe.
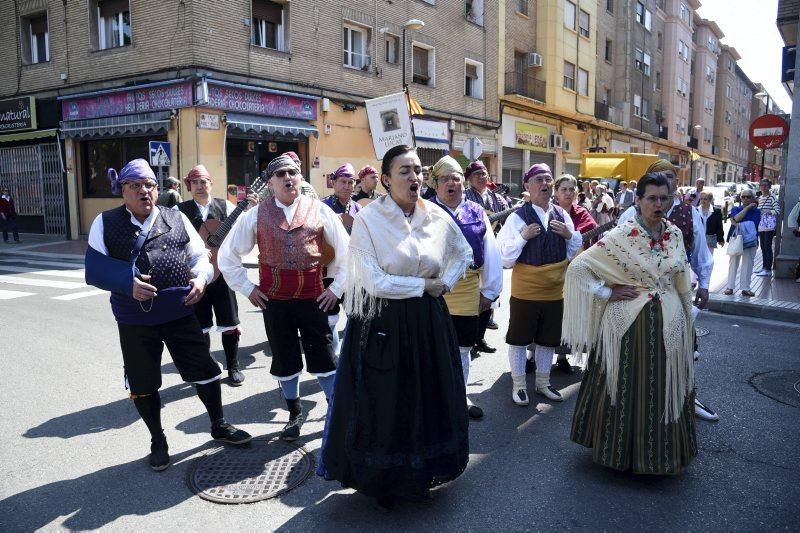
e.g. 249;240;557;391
211;421;252;444
525;358;536;375
468;404;484;419
556;358;574;374
470;346;481;360
149;434;170;471
475;339;496;353
280;407;305;442
227;368;245;386
486;319;499;330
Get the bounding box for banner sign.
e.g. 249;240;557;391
0;96;36;132
514;122;549;152
62;82;192;120
366;92;414;159
412;118;449;143
206;82;317;121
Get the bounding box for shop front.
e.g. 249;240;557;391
412;118;450;167
451;123;499;179
501;114;555;198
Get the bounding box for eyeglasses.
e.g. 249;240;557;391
741;195;754;199
273;168;299;178
643;195;671;205
125;181;158;191
190;179;211;186
531;176;555;184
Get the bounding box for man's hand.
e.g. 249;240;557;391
184;277;207;306
316;288;339;312
521;223;542;240
132;274;158;302
609;285;638;302
247;193;259;208
479;294;492;313
694;288;709;309
550;220;573;240
424;278;446;298
248;286;269;309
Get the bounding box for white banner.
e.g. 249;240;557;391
365;92;414;159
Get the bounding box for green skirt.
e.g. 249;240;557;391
570;298;697;475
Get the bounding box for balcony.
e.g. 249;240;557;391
505;71;546;102
595;101;609;121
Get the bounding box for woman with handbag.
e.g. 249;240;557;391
724;191;761;296
756;179;780;277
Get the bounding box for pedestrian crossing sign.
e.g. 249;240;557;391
149;141;171;167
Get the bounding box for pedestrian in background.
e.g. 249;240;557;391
698;191;725;252
0;186;20;243
724;190;761;297
755;179;780;277
156;177;181;208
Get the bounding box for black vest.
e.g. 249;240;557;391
102;205;192;290
177;198;228;232
516;203;567;266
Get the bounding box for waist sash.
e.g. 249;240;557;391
511;260;568;301
444;268;481;316
259;264;324;300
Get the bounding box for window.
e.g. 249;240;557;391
252;0;286;51
606;0;613;13
83;137;163;198
677;78;688;97
655;71;661;90
657;32;663;50
634;49;650;76
723;137;730;151
704;128;712;143
636;2;652;30
516;0;528;16
727;58;734;71
725;110;732;124
565;1;576;31
679;2;691;25
577;68;589;96
97;0;131;50
726;84;732;99
465;59;484;99
705;65;715;82
604;39;612;62
704;96;713;112
678;41;689;62
466;0;484;26
343;24;370;70
563;61;575;90
642;98;650;119
579;10;590;37
22;13;49;64
412;43;435;86
633;94;642;117
707;36;717;51
385;34;399;64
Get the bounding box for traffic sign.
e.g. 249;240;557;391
463;136;483;161
149;141;171;166
749;114;789;150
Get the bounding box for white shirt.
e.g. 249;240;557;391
496;203;583;268
87;207;214;285
217;196;350;299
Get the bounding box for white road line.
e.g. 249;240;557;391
0;289;35;300
52;289;107;301
0;258;85;269
0;265;85;278
0;275;86;289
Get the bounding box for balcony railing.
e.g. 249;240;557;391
505;71;546;102
595;101;609;121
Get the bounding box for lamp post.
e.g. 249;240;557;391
754;91;771;182
690;124;701;185
402;19;425;90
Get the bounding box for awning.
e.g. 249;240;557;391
60;111;171;139
581;157;626;178
0;128;58;143
226;113;318;138
416;140;449;151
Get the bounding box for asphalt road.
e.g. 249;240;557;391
0;254;798;531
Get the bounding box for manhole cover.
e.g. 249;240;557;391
188;439;315;504
749;370;800;408
696;327;710;338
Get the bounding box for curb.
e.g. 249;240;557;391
708;294;800;323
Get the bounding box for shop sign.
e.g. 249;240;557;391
514;122;549;152
365;92;414;159
198;112;220;130
206;82;317;121
0;96;36;132
412;118;449;143
62;82;193;120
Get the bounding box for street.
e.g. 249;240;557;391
0;255;798;531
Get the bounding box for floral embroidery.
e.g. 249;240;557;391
629;228;640;238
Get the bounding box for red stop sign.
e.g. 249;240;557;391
749;114;789;150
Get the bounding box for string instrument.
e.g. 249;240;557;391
581;219;617;244
484;197;524;230
199;177;268;283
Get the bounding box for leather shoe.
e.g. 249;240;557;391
211;421;253;444
486;319;499;330
475;339;496;353
556;358;574;374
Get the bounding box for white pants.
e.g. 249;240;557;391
727;246;756;291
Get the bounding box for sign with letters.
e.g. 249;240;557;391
0;96;36;132
365;92;414;159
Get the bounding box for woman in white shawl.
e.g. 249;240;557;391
318;145;473;509
563;172;697;475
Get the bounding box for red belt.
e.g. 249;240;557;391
258;265;324;300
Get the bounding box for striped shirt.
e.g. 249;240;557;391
757;194;779;215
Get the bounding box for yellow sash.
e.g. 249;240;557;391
510;260;568;301
444;268;481;316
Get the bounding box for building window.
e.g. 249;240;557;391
606;0;613;13
725;110;731;123
465;59;484;99
633;94;642;117
642;98;650;119
677;78;688;97
97;0;131;50
705;65;715;82
412;43;435;86
678;41;689;62
704;97;713;112
563;61;575;91
343;23;370;70
252;0;286;51
21;12;49;64
385;33;399;64
577;67;589;96
578;10;590;37
636;2;652;31
704;128;711;143
604;39;612;62
466;0;484;26
726;84;732;99
83;137;163;198
727;58;734;71
657;32;663;50
679;2;691;24
723;137;730;151
634;49;651;76
565;1;576;31
516;0;528;16
655;71;661;90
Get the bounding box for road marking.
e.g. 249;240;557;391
52;289;107;301
0;258;85;269
0;289;35;300
0;265;85;278
0;275;86;289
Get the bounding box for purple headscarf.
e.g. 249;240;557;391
464;160;488;179
523;163;552;183
332;163;356;180
108;158;157;195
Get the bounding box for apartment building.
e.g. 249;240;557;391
689;16;723;184
660;0;698;155
0;0;501;238
712;45;742;181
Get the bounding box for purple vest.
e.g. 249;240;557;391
436;198;486;268
516;203;567;266
323;195;360;217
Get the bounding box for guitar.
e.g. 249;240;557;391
484;197;524;230
199;177;268;283
581;220;617;244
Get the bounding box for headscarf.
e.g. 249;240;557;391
523;163;552;183
266;154;300;178
430;156;464;186
465;160;488;179
107;158;156;195
283;151;301;166
332;163;356;180
184;164;212;191
646;159;677;177
358;165;378;179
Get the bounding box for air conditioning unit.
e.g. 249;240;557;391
564;140;572;152
527;52;543;68
549;134;564;150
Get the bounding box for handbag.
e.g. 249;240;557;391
759;212;777;232
727;234;743;256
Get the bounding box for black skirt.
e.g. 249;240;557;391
319;294;469;498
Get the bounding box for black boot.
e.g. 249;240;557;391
222;331;244;386
280;398;304;441
196;380;252;445
132;393;170;471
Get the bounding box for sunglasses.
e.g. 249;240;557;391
273;168;299;178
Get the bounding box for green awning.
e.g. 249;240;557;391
0;128;58;143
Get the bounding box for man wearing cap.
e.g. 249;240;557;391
218;154;349;441
352;165;382;204
176;165;246;386
156;177;182;208
497;163;583;406
84;159;252;472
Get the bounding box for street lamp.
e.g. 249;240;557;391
402;19;425;90
690;124;701;185
754;91;771;181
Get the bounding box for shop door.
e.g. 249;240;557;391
227;138;300;186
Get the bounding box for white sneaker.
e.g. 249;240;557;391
756;270;772;277
535;385;564;402
694;350;700;361
512;386;529;406
694;398;720;421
